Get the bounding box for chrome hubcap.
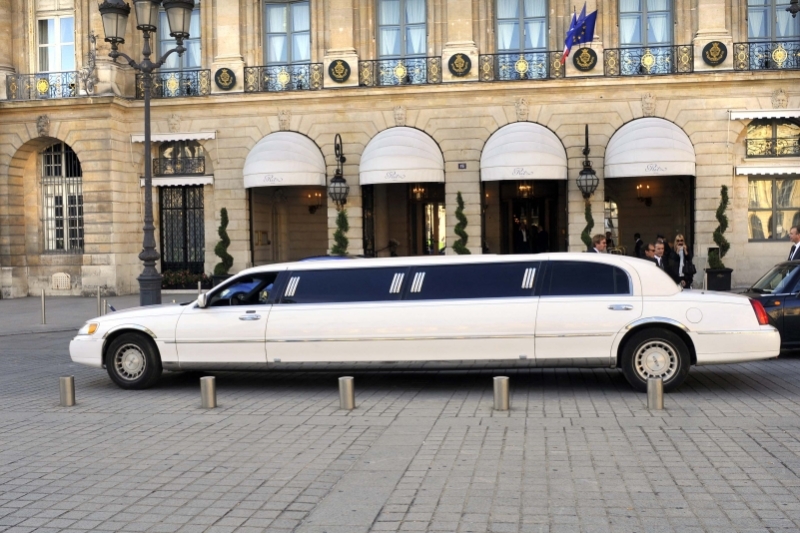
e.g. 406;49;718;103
634;340;678;381
114;344;146;381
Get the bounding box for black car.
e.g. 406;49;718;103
743;261;800;350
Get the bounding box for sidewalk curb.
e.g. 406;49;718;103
0;327;77;338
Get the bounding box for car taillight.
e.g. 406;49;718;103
750;299;770;326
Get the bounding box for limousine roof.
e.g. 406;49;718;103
239;253;681;297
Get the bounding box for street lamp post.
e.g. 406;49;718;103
98;0;195;306
576;124;599;199
328;133;349;209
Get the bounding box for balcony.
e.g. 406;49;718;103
746;138;800;158
358;57;442;86
604;45;693;76
734;41;800;70
153;157;206;176
478;52;563;81
6;71;82;100
244;64;323;92
136;70;211;99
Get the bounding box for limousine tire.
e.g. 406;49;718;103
621;328;690;393
105;333;162;390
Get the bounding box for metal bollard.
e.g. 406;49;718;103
59;376;75;407
493;376;510;411
41;289;46;325
197;281;202;295
339;376;355;410
647;377;664;410
102;299;107;316
97;288;101;316
200;376;217;408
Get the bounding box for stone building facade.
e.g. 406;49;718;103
1;0;799;298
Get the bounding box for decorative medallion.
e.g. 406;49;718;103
277;68;291;87
394;62;407;79
214;68;236;90
328;60;351;83
640;49;656;73
702;41;727;66
514;56;529;74
165;74;180;93
772;44;788;67
36;78;50;95
573;47;597;71
448;53;472;77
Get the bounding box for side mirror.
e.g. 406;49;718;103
197;293;208;308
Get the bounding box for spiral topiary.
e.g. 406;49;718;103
452;191;471;255
708;185;730;269
331;208;349;256
580;200;594;250
213;207;233;276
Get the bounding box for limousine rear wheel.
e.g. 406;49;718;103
621;328;690;393
105;333;162;390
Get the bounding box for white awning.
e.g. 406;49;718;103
604;118;696;178
243;132;326;188
131;131;217;143
360;127;444;185
730;109;800;120
736;165;800;175
480;122;567;181
140;175;214;187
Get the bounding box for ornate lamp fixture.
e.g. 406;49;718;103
787;0;799;18
410;185;428;202
576;125;599;199
98;0;195;306
516;181;533;198
307;191;324;214
636;183;652;207
328;133;349;209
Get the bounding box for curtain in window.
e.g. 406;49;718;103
292;3;311;61
524;0;545;17
497;22;518;50
647;13;669;43
268;35;288;62
619;0;641;45
59;17;75;71
407;27;426;55
267;4;288;32
777;9;800;37
498;0;518;18
292;3;310;31
748;8;767;38
380;0;400;24
406;0;425;24
525;20;546;49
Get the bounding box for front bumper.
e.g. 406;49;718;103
69;336;104;368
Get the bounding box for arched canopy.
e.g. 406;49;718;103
359;127;444;185
604;118;696;178
243;132;326;188
480;122;568;181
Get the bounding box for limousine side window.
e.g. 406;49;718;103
281;268;409;304
208;273;278;307
542;261;631;296
405;262;539;300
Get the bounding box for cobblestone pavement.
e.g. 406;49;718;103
2;299;800;532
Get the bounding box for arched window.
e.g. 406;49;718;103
265;0;311;65
619;0;672;47
748;0;800;41
42;143;83;253
158;0;201;70
155;141;205;175
746;119;800;157
377;0;426;58
496;0;547;52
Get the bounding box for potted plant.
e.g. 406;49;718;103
330;208;349;256
213;207;233;286
452;192;471;255
705;185;732;291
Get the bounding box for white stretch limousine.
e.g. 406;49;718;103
70;253;780;392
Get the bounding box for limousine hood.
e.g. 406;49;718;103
82;301;188;327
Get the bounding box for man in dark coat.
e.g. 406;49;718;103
634;233;644;258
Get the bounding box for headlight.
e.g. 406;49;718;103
78;322;99;335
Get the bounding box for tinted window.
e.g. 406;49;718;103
405;263;539;300
208;273;278;307
543;261;630;296
282;268;408;304
751;264;800;294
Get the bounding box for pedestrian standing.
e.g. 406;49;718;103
634;233;644;258
667;234;696;288
591;234;607;253
643;243;657;263
605;231;615;250
653;242;666;269
788;225;800;260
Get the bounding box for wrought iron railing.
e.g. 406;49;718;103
358;57;442;86
5;71;81;100
136;69;211;99
604;45;693;76
153;157;206;176
244;63;323;92
733;41;800;70
746;138;800;157
478;52;563;81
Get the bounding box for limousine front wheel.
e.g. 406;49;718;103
105;333;162;390
621;328;690;393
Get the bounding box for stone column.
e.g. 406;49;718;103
442;0;478;82
211;0;245;93
693;0;734;71
0;0;15;100
324;0;359;88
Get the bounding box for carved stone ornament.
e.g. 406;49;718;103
36;115;50;138
278;109;291;131
641;92;656;117
393;105;406;127
772;88;788;109
167;114;180;133
515;98;529;122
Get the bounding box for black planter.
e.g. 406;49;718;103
212;274;232;287
705;268;733;291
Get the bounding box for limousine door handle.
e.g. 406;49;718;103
608;304;634;311
239;314;261;321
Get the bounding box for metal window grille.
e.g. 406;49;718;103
160;186;206;274
42;142;83;253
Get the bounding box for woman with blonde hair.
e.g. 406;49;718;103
666;234;696;288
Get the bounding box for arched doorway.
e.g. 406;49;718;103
480;122;568;254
